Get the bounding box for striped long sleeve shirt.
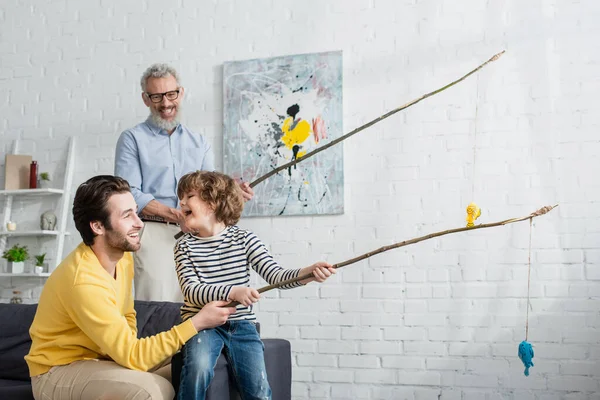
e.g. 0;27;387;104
175;225;303;322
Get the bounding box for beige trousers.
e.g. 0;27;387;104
31;359;173;400
133;221;183;302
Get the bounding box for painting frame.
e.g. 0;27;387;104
223;50;344;217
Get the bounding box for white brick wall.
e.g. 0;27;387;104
1;0;599;398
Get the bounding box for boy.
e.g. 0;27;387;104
174;171;335;400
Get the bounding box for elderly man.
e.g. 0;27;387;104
115;63;253;302
26;175;235;400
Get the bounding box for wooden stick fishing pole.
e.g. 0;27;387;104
249;50;505;188
174;50;506;239
224;204;557;307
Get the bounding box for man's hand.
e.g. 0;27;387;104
299;262;336;285
167;207;185;224
190;301;236;331
140;200;182;223
169;208;198;234
238;181;254;202
228;286;260;306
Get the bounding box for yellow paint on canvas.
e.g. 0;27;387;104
281;117;311;149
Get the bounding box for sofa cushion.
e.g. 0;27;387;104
0;379;34;400
0;304;38;382
134;300;184;336
263;339;292;400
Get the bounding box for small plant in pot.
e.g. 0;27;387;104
34;253;46;266
2;244;29;274
34;253;47;273
39;172;51;189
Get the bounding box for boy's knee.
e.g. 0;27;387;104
185;353;215;379
184;339;217;376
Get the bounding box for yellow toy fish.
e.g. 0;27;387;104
466;202;481;227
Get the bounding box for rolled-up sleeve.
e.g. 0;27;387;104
115;131;155;212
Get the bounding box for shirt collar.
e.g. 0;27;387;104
189;226;230;242
78;242;124;281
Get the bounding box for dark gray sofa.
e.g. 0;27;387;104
0;301;291;400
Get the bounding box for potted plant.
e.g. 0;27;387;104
39;172;51;189
2;244;29;274
34;253;47;273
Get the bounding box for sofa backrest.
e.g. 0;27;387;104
0;300;260;382
0;303;38;381
134;300;184;337
0;301;185;382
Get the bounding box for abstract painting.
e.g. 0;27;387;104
223;51;343;217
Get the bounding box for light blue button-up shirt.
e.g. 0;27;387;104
114;118;215;212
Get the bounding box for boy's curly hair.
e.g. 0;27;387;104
177;171;244;226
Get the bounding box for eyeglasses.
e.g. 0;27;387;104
145;89;180;103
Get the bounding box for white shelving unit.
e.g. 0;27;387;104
0;272;51;277
0;230;66;237
0;137;75;275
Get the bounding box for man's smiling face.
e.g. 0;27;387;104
143;74;184;132
104;192;143;252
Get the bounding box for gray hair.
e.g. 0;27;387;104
140;63;181;92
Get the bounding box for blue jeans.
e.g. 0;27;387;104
178;320;272;400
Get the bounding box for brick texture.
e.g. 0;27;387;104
1;0;599;398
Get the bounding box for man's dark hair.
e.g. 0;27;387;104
72;175;131;246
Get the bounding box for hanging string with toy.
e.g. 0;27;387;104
466;74;481;227
464;71;535;376
518;217;535;376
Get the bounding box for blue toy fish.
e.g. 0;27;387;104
518;340;534;376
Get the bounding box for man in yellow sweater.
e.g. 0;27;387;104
25;175;235;400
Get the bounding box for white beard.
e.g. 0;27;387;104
149;106;182;131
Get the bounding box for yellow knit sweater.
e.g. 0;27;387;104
25;242;196;377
